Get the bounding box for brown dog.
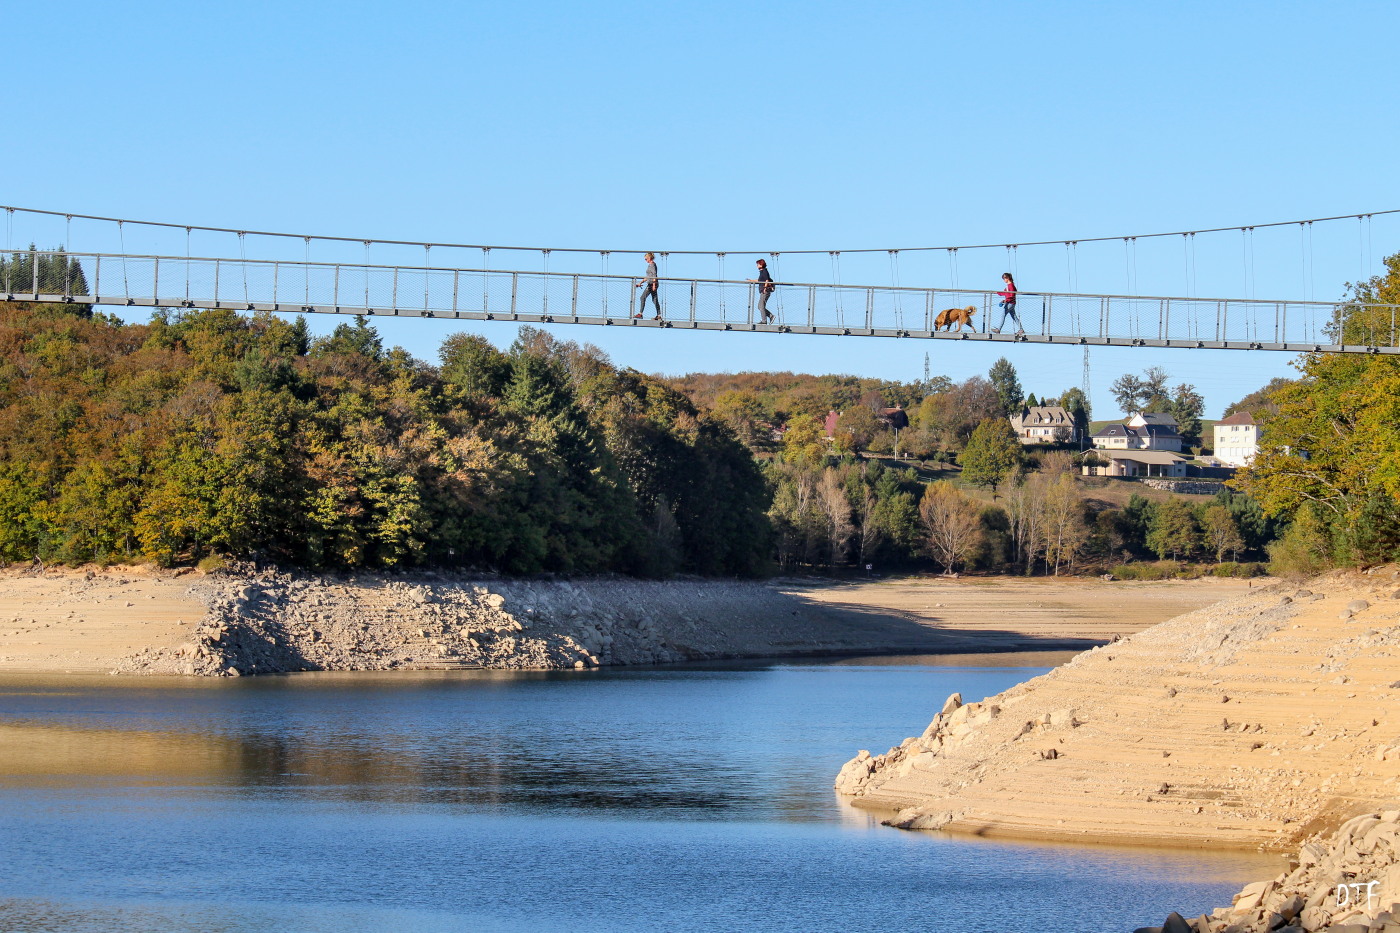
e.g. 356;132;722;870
934;305;976;332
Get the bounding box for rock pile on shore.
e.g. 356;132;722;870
109;567;948;676
1134;810;1400;932
836;567;1400;852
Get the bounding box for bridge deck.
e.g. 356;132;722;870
5;251;1399;354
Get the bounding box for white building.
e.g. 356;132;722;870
1213;411;1260;467
1082;449;1188;478
1092;412;1183;453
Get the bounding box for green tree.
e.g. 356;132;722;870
1146;498;1198;560
1059;387;1091;444
960;418;1023;493
1170;383;1204;448
988;358;1024;416
1201;504;1245;562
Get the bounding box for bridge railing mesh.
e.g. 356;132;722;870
11;252;1399;349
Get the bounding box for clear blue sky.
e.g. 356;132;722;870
7;0;1399;418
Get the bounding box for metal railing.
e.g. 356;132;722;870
5;250;1398;353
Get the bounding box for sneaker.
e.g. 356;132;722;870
633;313;642;319
653;315;662;320
991;328;1001;334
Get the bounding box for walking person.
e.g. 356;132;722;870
635;252;661;319
748;258;776;323
993;272;1022;334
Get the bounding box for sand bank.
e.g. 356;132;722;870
836;567;1400;855
0;567;1248;675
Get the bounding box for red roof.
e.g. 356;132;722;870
1218;411;1257;426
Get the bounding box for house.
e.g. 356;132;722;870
1092;412;1183;452
1213;411;1260;467
880;406;909;432
1009;405;1078;445
823;406;909;439
1081;449;1188;478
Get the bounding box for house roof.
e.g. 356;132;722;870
1139;424;1182;438
1018;405;1073;425
1217;410;1257;426
1093;422;1180;440
1096;450;1186;465
1134;412;1179;427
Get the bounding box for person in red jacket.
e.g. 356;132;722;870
993;272;1022;334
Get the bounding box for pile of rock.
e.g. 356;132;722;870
111;567;910;676
1134;810;1400;932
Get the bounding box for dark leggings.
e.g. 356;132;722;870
640;285;660;316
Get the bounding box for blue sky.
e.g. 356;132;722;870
7;0;1399;418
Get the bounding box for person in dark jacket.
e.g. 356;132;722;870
749;258;776;323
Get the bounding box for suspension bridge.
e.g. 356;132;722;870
3;206;1399;353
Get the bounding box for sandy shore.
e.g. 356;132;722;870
0;567;1250;675
836;567;1400;855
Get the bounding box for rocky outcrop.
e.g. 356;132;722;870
836;566;1400;852
1134;810;1400;932
110;568;952;676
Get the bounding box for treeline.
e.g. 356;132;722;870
1237;250;1400;572
0;301;770;575
0;247;89;297
767;433;1275;575
679;357;1090;461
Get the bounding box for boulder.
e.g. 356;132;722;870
1160;911;1193;933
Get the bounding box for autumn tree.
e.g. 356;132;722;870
919;481;982;574
1234;251;1400;565
1039;474;1087;575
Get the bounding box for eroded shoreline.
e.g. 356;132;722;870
0;568;1249;676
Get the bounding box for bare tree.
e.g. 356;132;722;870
1039;474;1087;576
918;481;983;574
1038;449;1077;477
1003;471;1047;574
857;490;882;567
816;468;854;568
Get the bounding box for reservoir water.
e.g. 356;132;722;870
0;654;1276;932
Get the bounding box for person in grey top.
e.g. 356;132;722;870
635;252;661;319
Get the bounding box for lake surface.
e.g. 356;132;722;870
0;654;1278;932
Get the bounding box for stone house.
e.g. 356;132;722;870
1213;411;1260;467
1009;405;1078;445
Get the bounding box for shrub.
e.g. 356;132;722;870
197;553;228;573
